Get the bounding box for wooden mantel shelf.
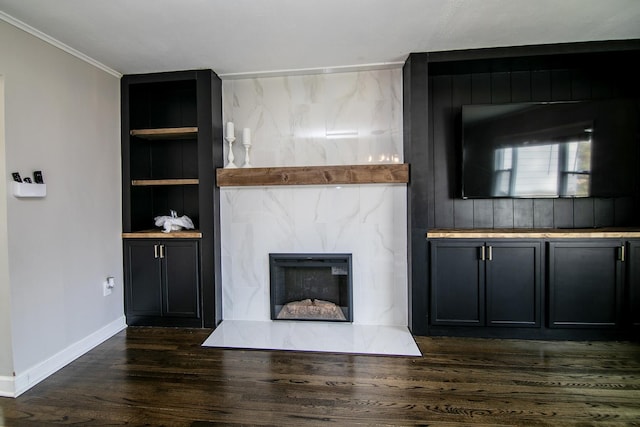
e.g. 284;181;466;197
216;163;409;187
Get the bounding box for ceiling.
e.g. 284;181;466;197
1;0;639;78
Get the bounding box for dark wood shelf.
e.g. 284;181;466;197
130;127;198;140
216;163;409;187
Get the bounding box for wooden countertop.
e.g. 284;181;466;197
426;228;640;239
122;229;203;239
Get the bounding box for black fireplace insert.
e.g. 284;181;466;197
269;253;353;322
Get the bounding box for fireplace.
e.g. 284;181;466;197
269;253;353;322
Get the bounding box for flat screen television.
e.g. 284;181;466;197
460;99;639;199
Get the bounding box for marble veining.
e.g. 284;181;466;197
202;320;421;357
222;69;402;167
220;185;407;325
220;69;407;348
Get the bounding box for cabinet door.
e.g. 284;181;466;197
548;241;624;328
430;241;485;326
162;240;200;318
124;240;162;317
629;240;640;328
486;242;541;327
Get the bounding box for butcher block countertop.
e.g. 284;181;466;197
426;228;640;239
122;229;203;239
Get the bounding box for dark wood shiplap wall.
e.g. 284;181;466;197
427;49;640;230
404;42;640;335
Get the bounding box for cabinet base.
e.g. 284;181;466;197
126;315;203;328
426;326;637;341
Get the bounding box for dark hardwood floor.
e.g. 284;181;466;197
1;327;639;426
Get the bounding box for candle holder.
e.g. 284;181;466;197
242;139;252;168
225;136;237;168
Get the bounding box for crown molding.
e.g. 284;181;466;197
0;11;122;78
218;61;405;80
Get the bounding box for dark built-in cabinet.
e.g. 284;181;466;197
428;234;639;339
430;240;541;328
630;241;640;328
121;69;223;328
124;240;200;326
404;40;640;337
548;240;624;329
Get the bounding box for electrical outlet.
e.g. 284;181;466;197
103;277;114;296
103;281;112;296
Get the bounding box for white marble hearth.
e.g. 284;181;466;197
202;320;421;357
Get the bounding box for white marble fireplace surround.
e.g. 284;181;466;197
206;69;420;356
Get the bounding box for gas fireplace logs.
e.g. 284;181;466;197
277;299;347;320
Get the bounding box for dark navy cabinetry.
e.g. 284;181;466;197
124;239;200;326
629;241;640;329
121;70;223;328
430;240;541;328
548;240;624;329
404;41;640;336
427;231;639;340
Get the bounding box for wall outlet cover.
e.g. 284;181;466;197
103;280;112;296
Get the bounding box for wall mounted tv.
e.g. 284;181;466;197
461;99;639;199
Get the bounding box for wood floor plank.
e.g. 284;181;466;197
0;327;639;426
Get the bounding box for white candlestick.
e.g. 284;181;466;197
242;129;252;168
225;136;237;168
226;122;234;139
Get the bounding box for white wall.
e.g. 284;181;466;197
0;75;14;382
0;20;124;396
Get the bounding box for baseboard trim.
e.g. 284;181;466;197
0;316;127;398
0;376;14;398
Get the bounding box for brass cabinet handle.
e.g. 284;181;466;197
159;244;165;259
487;245;493;261
480;245;486;261
154;244;159;259
620;244;625;262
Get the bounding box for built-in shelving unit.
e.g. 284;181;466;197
404;41;640;337
121;69;223;328
216;163;409;187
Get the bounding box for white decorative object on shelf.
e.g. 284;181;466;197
242;127;252;168
12;182;46;198
154;209;195;233
225;121;237;168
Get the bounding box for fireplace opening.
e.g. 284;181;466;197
269;253;353;322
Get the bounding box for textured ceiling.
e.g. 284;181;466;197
1;0;639;77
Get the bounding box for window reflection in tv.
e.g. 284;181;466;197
461;99;638;199
492;136;591;197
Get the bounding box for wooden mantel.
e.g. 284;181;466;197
216;163;409;187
